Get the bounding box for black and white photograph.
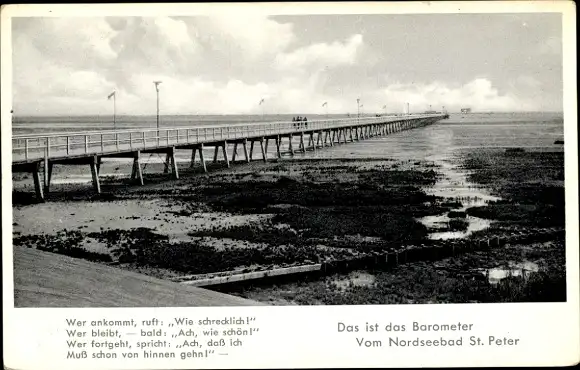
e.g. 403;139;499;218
6;6;572;310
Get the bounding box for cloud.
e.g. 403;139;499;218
13;18;117;70
274;34;363;70
10;15;562;115
377;78;526;113
188;15;295;61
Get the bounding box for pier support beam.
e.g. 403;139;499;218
189;144;207;172
222;141;230;168
190;148;197;168
288;135;294;155
32;162;45;202
130;150;144;186
162;147;179;179
90;155;101;193
43;160;53;194
242;139;250;163
249;140;255;161
213;146;219;163
275;135;282;158
259;138;267;162
198;144;207;172
232;142;238;162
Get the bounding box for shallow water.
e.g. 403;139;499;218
482;261;540;285
330;271;376;290
13;113;564;239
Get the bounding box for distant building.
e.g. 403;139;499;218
461;108;472;113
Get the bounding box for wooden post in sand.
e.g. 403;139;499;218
259;138;267;162
275;135;282;158
309;132;316;152
249;140;255;161
131;150;144;185
232;142;238;162
213;146;219;163
32;161;45;202
288;135;294;155
221;141;230;168
190;147;197;168
90;155;101;193
242;139;250;163
198;144;207;173
163;147;178;179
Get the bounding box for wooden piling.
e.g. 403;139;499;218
163;152;171;173
169;147;179;179
43;157;49;191
249;140;255;161
275;135;282;158
190;147;197;168
222;141;230;168
288;135;294;155
213;146;219;163
90;156;101;193
198;144;207;172
242;139;250;163
131;151;144;185
232;142;238;162
32;161;45;202
259;138;267;162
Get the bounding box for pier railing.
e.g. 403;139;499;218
12;114;442;163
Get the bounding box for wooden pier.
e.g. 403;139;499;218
12;114;447;201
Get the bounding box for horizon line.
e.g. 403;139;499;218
11;110;565;118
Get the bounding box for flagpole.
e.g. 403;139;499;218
113;93;116;130
259;98;265;120
153;81;162;129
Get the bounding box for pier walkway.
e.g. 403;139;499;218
12;114;447;201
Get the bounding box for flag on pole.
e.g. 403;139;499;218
322;102;328;107
107;91;116;100
259;98;265;105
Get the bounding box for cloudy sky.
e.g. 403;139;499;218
12;13;562;116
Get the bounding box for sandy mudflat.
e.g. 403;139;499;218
13;198;271;241
11;130;566;304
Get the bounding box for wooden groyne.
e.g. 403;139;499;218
12;114;447;202
173;227;565;289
